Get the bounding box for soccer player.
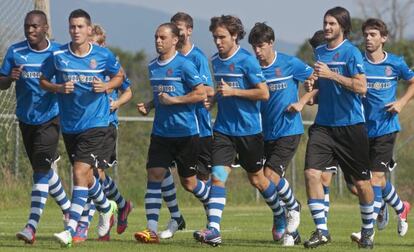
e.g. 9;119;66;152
0;10;71;245
154;12;215;240
303;7;374;249
193;15;284;247
39;9;122;247
134;22;208;244
72;24;134;243
248;22;317;246
349;18;413;243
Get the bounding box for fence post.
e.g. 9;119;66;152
13;121;19;177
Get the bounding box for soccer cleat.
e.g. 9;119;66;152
303;229;330;249
292;231;302;245
62;212;70;229
377;203;389;230
193;227;221;247
117;200;133;234
73;222;89;243
358;230;374;249
272;216;286;241
286;207;301;233
16;226;35;244
97;200;117;238
282;233;295;246
134;229;159;243
398;201;411;236
350;231;375;245
53;230;72;248
159;216;186;239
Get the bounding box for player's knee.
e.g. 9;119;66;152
305;168;321;183
180;176;197;192
212;165;229;183
370;172;385;186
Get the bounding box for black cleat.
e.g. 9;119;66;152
358;230;374;249
304;229;330;249
177;215;186;230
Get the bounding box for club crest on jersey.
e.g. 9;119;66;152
275;68;282;77
166;68;173;76
229;63;235;72
89;59;97;69
385;66;393;76
333;52;340;61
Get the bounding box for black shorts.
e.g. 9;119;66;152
147;134;199;178
197;136;212;177
305;123;371;181
62;127;107;167
369;132;397;172
19;117;60;169
212;131;264;173
264;134;301;177
98;124;118;169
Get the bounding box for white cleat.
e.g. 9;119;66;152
286;209;300;233
159;219;179;239
282;233;295;246
398;201;411;237
97;200;117;237
53;230;72;247
350;231;375;244
377;204;389;230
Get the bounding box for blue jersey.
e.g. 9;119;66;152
41;43;120;134
362;52;414;138
261;52;313;140
0;39;59;125
184;44;213;137
314;39;366;126
149;51;203;137
212;47;266;136
108;76;131;127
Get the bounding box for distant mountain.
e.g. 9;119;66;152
51;0;299;57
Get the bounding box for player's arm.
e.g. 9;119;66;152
92;68;124;93
110;86;132;112
204;85;215;110
136;99;153;116
314;61;367;95
386;77;414;113
40;75;74;94
0;66;23;90
286;89;318;112
218;78;269;101
158;84;206;105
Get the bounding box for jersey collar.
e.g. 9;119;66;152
27;38;51;53
218;46;240;61
183;44;195;57
261;51;278;69
365;51;388;65
326;39;347;51
157;51;178;66
68;42;93;58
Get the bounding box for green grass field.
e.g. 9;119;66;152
0;203;413;252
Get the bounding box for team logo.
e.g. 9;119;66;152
89;59;97;69
333;52;340;61
275;68;282;77
385;66;392;76
166;68;173;76
61;59;70;67
229;63;235;72
20;55;29;62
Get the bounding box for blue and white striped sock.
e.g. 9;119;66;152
48;169;70;214
323;185;330;222
372;186;383;222
207;185;226;232
67;186;88;235
261;181;284;223
26;172;50;232
161;170;181;221
192;179;211;209
360;201;374;233
276;178;299;211
89;177;110;213
145;181;162;232
308;199;328;235
79;198;95;227
383;181;404;214
103;175;126;209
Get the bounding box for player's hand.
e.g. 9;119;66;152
59;81;74;94
92;77;107;93
217;78;235;97
314;61;333;79
286;102;304;113
110;98;120;112
158;92;177;105
136;102;151;115
385;101;403;114
10;66;23;81
304;79;315;92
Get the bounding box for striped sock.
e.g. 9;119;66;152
276;178;299;211
192;179;211;209
67;186;88;235
383;181;404;214
360;202;374;233
323;185;330;222
145;181;162;232
161;170;181;221
79;199;95;227
260;181;284;223
48;169;70;214
372;186;383;222
89;177;110;213
207;185;226;232
103;175;126;209
26;172;49;232
308;199;328;235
